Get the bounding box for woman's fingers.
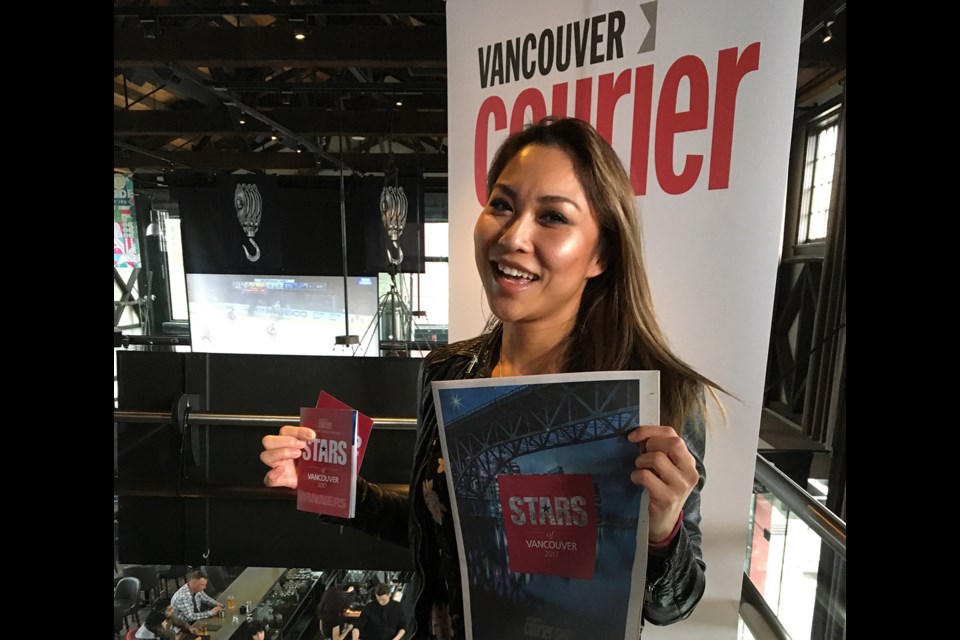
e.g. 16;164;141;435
261;425;313;490
260;446;303;467
262;434;308;452
278;425;316;440
627;424;677;444
264;463;298;489
627;424;699;540
633;449;686;485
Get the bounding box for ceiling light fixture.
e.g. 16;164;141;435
290;16;310;41
239;117;246;125
395;100;403;107
822;20;834;43
271;133;278;141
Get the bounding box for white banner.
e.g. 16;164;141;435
446;1;803;637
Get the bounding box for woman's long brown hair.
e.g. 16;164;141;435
484;117;726;431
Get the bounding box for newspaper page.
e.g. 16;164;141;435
433;370;659;640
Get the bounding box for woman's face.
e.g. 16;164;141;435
474;144;604;330
252;631;265;640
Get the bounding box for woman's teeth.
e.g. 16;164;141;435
497;263;537;280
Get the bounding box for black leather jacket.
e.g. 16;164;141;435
344;329;707;637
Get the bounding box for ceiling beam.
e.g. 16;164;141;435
114;2;447;18
114;149;448;173
114;26;446;68
206;80;448;94
114;109;447;137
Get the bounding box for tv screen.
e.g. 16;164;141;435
186;274;380;356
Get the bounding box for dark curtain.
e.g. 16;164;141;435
362;173;425;275
173;175;373;277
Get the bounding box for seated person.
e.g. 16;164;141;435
317;584;360;640
356;584;406;640
135;597;200;640
171;569;224;625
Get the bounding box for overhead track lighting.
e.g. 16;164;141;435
822;20;834;43
290;16;310;41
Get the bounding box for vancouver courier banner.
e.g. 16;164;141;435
446;2;803;636
434;371;659;640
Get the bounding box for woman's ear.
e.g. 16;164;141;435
587;239;607;279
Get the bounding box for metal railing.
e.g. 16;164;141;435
113;409;417;431
754;454;846;561
741;569;793;640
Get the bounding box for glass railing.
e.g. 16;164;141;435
739;454;846;640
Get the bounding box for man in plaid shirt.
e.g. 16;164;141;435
171;569;225;624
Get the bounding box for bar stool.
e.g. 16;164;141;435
114;576;141;630
114;604;124;639
122;565;160;606
157;564;189;596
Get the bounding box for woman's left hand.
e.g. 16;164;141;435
628;425;699;543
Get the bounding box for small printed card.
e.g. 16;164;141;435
315;391;374;471
296;407;358;518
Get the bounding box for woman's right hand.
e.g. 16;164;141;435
260;425;316;489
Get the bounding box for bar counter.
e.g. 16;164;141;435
205;567;320;640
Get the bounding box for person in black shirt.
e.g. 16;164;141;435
316;584;359;640
356;584;406;640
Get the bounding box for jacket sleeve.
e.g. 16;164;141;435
341;477;411;547
170;615;194;635
643;409;707;625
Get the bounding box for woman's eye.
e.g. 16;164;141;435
488;198;512;213
540;211;568;224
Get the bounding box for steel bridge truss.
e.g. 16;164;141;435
447;380;642;499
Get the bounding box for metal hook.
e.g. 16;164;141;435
243;238;261;262
202;548;211;559
386;243;403;266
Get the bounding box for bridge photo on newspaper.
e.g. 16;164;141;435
433;370;659;640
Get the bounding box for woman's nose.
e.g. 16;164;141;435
497;212;534;252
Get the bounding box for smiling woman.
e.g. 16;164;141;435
261;116;725;638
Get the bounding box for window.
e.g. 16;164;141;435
164;216;189;320
797;108;840;244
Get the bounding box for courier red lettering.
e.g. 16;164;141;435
472;43;761;204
